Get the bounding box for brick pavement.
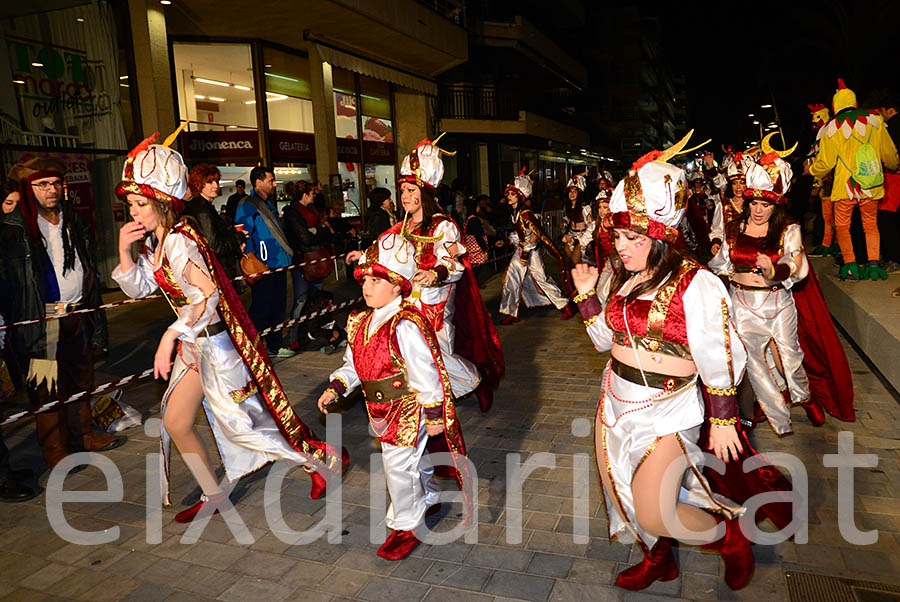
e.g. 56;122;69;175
1;267;900;601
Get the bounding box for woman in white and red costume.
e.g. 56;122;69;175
710;135;855;432
349;137;504;413
572;131;756;592
112;130;346;522
498;168;577;323
561;172;593;265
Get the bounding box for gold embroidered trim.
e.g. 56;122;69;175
573;289;596;303
420;400;443;408
709;416;738;427
705;386;737;396
332;375;349;393
720;299;735;386
584;315;601;327
324;386;338;399
229;382;257;404
424;418;444;425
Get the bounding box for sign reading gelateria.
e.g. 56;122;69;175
6;34;107;122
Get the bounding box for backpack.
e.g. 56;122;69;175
840;127;883;190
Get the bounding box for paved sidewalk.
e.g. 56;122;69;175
1;268;900;601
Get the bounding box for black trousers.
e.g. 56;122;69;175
879;209;900;263
26;314;94;452
0;433;9;481
248;270;287;353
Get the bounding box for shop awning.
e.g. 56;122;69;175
315;43;437;96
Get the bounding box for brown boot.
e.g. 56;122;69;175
73;400;123;452
35;410;70;469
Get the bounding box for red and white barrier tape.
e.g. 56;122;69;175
0;296;363;427
0;252;343;331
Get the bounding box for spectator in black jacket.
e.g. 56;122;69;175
362;187;395;246
282;180;334;350
183;164;243;280
224;179;247;226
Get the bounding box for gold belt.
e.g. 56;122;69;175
610;358;695;392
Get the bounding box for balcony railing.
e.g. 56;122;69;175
416;0;466;27
438;84;519;120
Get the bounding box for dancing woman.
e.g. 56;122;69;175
347;138;504;412
710;139;855;431
572;132;755;592
112;132;345;522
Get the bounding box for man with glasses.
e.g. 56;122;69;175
0;157;123;475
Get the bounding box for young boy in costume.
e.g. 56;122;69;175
317;232;467;560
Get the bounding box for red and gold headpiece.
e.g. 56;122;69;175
115;123;188;213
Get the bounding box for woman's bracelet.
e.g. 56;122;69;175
708;416;737;427
573;289;596;303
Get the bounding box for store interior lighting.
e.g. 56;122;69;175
760;103;773;109
208;96;225;102
194;94;205;100
195;77;230;87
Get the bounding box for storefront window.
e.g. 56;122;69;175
360;75;395;201
333;67;358;140
173;43;257;131
263;47;313;134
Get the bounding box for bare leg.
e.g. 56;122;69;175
632;434;717;545
163;369;222;495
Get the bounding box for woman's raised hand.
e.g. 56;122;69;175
571;263;600;295
345;250;363;264
119;222;145;255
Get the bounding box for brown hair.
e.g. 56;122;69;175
187;163;220;196
733;200;789;251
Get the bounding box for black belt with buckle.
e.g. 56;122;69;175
610;358;695;392
730;280;782;292
200;321;227;338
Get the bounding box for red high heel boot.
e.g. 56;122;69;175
802;401;826;426
614;537;678;591
308;447;351;499
701;517;755;590
174;491;227;523
377;529;420;560
500;315;520;325
475;381;493;413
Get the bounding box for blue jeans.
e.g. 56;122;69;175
285;269;323;347
249;271;287;354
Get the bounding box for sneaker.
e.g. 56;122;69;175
276;347;297;358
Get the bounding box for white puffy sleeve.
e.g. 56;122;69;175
328;343;360;397
433;219;465;284
575;285;614;353
777;223;808;289
162;232;220;343
683;271;747;421
112;247;158;299
709;201;725;247
708;236;733;277
396;319;445;418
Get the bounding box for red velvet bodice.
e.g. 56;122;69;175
730;233;780;268
605;264;700;347
349;314;399;381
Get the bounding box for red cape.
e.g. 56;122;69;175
792;260;856;421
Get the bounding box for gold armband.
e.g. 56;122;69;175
573;289;596;303
705;386;737;396
424;418;444;425
584;315;601;327
708;416;737;427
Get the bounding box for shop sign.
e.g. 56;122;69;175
270;130;315;161
363;140;395;165
6;34;111;127
183;130;259;161
337;137;361;163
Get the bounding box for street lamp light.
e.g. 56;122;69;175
760;104;772;109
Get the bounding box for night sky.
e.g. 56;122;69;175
660;1;900;156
